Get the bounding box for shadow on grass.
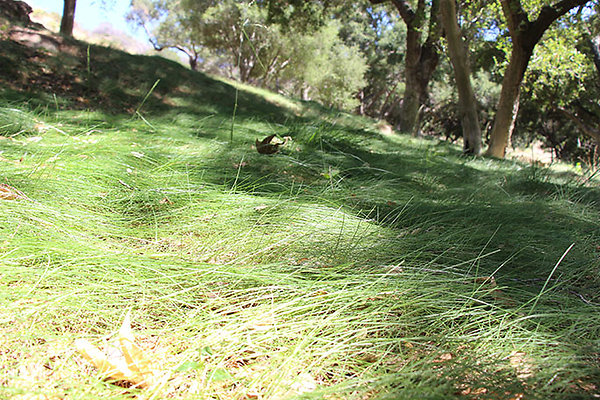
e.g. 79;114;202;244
0;38;295;126
2;33;598;291
2;33;600;399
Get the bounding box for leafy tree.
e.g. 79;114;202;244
516;7;600;161
485;0;592;158
200;0;287;84
128;0;367;110
280;21;368;109
127;0;209;70
336;3;407;119
370;0;442;136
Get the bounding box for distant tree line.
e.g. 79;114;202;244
58;0;600;165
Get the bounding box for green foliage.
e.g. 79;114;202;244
281;21;368;110
126;0;368;111
428;68;501;141
200;0;283;83
337;3;407;119
266;0;340;31
525;29;590;107
127;0;207;68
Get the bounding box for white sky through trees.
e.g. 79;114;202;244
27;0;142;40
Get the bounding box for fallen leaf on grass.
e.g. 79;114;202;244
433;353;453;363
0;183;29;201
75;311;163;389
75;339;136;383
118;312;161;386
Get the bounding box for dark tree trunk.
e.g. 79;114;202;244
589;35;600;80
189;57;198;71
60;0;76;37
371;0;441;136
400;30;423;135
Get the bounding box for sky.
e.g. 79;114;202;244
27;0;143;40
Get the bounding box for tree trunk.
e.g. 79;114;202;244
589;35;600;80
485;45;531;157
189;57;198;71
440;0;482;155
557;107;600;143
375;0;440;136
485;0;591;158
399;27;424;135
60;0;76;37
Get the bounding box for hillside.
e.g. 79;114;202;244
1;16;600;400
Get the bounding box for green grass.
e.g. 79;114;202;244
1;33;599;399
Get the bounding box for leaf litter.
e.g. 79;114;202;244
0;183;29;201
73;311;319;399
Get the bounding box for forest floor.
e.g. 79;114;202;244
1;23;600;400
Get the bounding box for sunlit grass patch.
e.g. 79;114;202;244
0;38;599;399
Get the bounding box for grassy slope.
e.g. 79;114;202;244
0;29;599;399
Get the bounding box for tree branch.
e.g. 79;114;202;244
556;107;600;143
425;0;442;44
500;0;530;36
389;0;416;25
530;0;592;44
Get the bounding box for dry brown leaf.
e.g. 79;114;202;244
75;312;163;390
0;183;28;201
118;312;160;387
74;338;137;383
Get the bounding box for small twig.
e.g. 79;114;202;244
118;179;136;190
569;290;600;306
